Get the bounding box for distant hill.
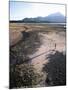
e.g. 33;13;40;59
10;12;66;23
44;12;66;23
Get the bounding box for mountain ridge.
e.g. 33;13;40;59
10;12;66;23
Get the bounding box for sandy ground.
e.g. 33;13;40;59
10;23;66;86
29;31;65;70
28;31;66;86
10;23;66;72
9;30;22;46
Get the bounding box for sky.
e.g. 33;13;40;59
9;1;66;20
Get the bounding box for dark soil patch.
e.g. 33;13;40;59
42;51;66;86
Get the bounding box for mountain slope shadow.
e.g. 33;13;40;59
42;51;66;86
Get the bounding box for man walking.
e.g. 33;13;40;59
55;43;56;50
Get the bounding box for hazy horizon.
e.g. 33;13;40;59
10;1;66;20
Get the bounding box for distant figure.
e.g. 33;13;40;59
55;43;56;50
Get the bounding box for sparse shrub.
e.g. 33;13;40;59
10;64;40;88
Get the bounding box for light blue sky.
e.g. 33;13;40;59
9;1;66;20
